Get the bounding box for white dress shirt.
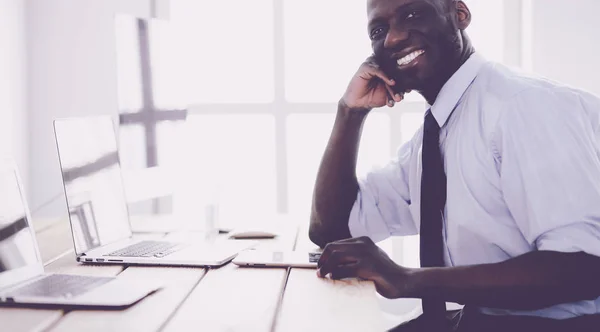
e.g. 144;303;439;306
348;53;600;319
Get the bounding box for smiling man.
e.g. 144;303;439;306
308;0;600;331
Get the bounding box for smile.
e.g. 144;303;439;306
397;49;425;68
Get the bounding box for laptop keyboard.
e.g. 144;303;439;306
7;274;113;298
106;240;182;258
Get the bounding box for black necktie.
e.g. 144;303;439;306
420;110;447;325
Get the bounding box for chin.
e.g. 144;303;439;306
390;70;428;92
398;62;444;92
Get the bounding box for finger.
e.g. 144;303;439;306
317;238;359;267
317;243;335;268
364;55;380;68
364;55;396;86
365;63;395;86
330;263;360;280
329;237;364;245
356;236;376;245
317;236;373;267
334;236;374;245
317;242;360;268
317;250;359;278
387;98;395;108
384;84;403;103
384;84;395;103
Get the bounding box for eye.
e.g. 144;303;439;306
370;27;386;40
406;10;421;20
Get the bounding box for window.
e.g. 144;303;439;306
283;0;371;103
170;115;277;224
465;0;505;63
115;0;516;233
149;0;274;107
115;14;188;215
286;113;391;215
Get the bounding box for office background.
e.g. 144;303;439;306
1;0;599;268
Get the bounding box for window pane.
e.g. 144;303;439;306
401;234;421;268
156;120;188;168
286;114;332;215
287;113;391;215
172;115;277;227
118;124;147;170
357;114;391;178
149;0;274;108
284;0;371;103
466;0;505;63
114;14;143;111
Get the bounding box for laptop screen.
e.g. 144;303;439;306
0;168;39;274
54;117;132;256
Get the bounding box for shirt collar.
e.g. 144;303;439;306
428;52;487;127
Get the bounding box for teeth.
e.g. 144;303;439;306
397;50;424;66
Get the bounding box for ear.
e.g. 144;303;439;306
454;1;471;30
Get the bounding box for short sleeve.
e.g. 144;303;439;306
496;87;600;257
348;137;419;243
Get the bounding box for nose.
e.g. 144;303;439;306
384;25;409;49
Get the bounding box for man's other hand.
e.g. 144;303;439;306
341;55;409;112
316;236;412;299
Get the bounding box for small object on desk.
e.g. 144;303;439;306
232;250;318;268
228;228;278;239
308;252;321;263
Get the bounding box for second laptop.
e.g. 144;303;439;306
53;116;254;267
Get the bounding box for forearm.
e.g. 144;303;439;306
309;102;368;247
406;251;600;310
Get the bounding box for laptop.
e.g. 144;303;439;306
0;159;161;309
53;116;254;267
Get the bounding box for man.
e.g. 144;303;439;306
309;0;600;331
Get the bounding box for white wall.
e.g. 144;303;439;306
27;0;159;215
0;0;28;191
529;0;600;96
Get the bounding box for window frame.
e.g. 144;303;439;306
118;0;530;260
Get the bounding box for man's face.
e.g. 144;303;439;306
367;0;463;91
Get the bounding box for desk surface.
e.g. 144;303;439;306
2;215;386;332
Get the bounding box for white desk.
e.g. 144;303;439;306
2;215;387;332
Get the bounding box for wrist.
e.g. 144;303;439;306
395;267;421;298
337;99;370;120
336;101;369;132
